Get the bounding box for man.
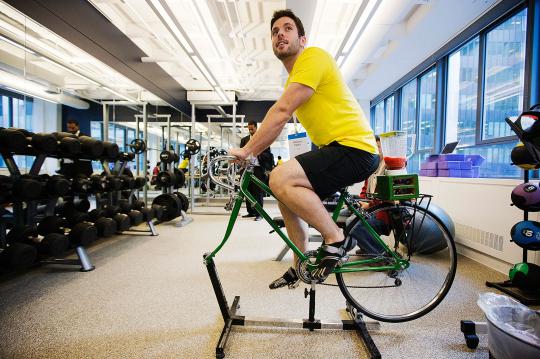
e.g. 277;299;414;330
240;121;274;221
276;156;283;166
59;119;93;178
229;9;379;288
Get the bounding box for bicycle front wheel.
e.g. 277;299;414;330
336;203;457;322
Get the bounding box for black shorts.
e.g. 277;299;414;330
296;142;380;199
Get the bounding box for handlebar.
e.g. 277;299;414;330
208;155;243;192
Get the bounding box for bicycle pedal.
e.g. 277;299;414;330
288;280;300;289
338;255;350;266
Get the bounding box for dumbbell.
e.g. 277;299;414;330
152;194;182;221
6;128;57;154
128;200;155;222
72;176;92;194
38;216;98;246
89;174;107;193
56;200;91;217
39;174;71;197
7;225;69;258
57;136;81;155
15;129;58;154
102;175;123;191
151;204;164;221
118;152;135;162
0;127;28;152
159;150;180;164
156;170;185;188
117;199;144;226
53;132;104;159
134;177;147;190
175;192;190;212
0;174;44;201
120;176;136;190
131;200;146;211
101;206;131;231
102;141;120;161
0;242;37;269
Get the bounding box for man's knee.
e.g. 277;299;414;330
269;166;285;195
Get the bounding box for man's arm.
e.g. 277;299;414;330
230;82;314;159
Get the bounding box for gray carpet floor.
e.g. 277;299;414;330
0;204;510;358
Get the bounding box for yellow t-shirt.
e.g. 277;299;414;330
179;158;189;170
285;47;377;154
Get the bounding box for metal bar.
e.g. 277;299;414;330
102;103;108;141
190;103;196;213
203;255;231;321
143;103;148;206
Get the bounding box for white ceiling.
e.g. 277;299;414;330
0;0;504;110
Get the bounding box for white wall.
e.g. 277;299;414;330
420;177;540;274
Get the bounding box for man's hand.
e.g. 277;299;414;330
228;147;249;161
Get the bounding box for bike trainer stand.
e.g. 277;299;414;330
204;253;382;359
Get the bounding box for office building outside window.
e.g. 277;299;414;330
446;37;479;147
482;9;527;140
418;68;437;151
400;80;417;153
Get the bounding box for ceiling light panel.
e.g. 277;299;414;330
0;1;148;102
90;0;286;101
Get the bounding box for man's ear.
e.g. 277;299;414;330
300;35;307;48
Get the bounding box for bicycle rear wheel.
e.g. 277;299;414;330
336;203;457;322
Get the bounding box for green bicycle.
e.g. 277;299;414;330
204;155;457;323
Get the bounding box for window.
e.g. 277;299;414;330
482;9;527;140
446;37;480;146
456;142;520;178
400;80;417;152
418;68;437;151
115;126;126;152
384;96;394;132
127;128;136;147
373;101;384;134
91;121;102;140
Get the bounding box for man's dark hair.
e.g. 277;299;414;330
247;121;257;127
67;119;79;126
375;135;380;142
270;9;305;37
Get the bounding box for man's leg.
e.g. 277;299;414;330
276;200;309;261
269;159;344;245
267;159;345;288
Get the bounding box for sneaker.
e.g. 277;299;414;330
311;242;348;282
269;267;300;289
254;216;262;221
242;213;256;218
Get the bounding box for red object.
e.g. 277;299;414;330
384;156;406;169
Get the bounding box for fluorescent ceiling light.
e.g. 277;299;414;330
0;34;35;54
191;56;217;87
3;85;56;104
342;0;379;54
337;55;345;67
41;57;100;86
102;86;138;103
148;0;193;54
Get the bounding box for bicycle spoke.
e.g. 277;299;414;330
337;204;457;322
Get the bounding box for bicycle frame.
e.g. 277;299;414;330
204;161;409;274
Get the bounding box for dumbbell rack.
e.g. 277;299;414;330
151;158;192;226
100;160;157;237
486;169;540;304
0;151;95;271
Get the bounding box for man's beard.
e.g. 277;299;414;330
273;40;299;60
